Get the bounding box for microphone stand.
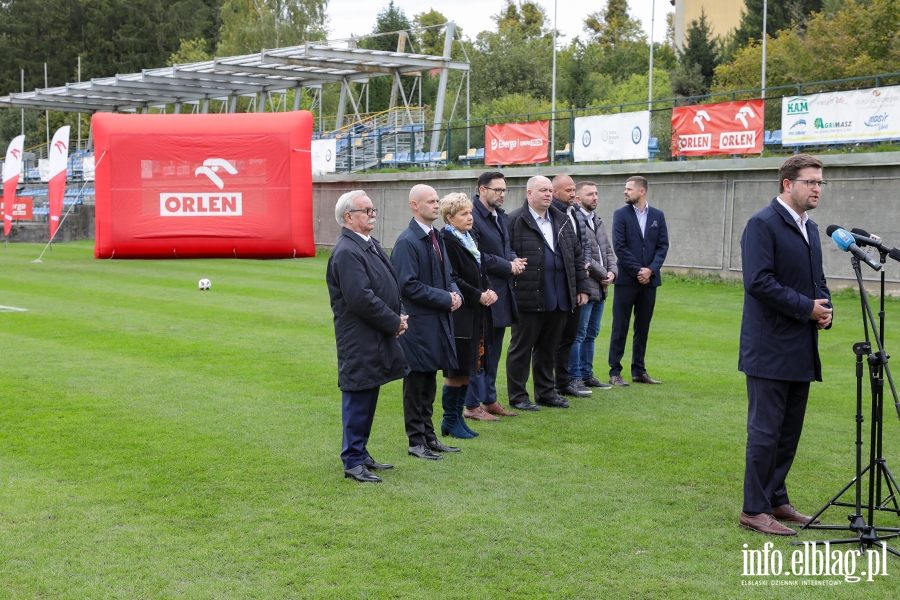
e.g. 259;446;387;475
794;255;900;558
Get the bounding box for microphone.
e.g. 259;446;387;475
830;227;882;271
850;227;900;263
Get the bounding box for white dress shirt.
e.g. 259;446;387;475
528;206;555;252
776;198;809;243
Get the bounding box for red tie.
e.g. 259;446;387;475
429;229;443;264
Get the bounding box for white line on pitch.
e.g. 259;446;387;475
0;305;29;312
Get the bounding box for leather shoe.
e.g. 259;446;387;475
740;512;797;536
632;373;662;384
559;381;591;397
772;504;821;525
428;440;461;453
464;406;501;421
583;376;612;389
609;375;629;386
344;464;382;483
363;456;394;470
484;402;518;417
408;445;443;460
510;399;541;411
537;394;569;408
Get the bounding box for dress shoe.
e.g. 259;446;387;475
464;406;501;421
537;394;570;408
344;464;382;483
560;381;591;397
429;439;461;453
740;512;797;536
363;456;394;470
772;504;821;525
484;401;518;417
408;445;443;460
510;399;541;411
632;373;662;384
583;376;612;389
609;375;629;386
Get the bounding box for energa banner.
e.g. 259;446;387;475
92;111;315;259
671;99;764;156
573;111;650;162
781;86;900;146
484;121;549;165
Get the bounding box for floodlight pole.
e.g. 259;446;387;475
77;57;81;150
21;69;24;136
761;0;767;99
550;0;557;164
44;63;49;153
648;0;655;110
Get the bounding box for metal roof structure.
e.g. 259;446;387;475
0;42;469;115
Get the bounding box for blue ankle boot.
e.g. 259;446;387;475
441;385;474;439
458;384;479;436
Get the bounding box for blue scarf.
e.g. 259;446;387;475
445;224;481;265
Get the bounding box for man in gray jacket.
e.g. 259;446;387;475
570;181;617;390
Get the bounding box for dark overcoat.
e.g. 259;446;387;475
470;196;519;328
739;199;832;382
326;228;410;391
611;204;669;287
442;227;493;341
391;219;460;372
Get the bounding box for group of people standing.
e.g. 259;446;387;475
327;170;669;482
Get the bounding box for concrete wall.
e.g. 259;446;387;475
5;204;94;244
315;152;900;288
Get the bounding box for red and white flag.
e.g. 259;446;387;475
48;126;71;239
3;134;25;236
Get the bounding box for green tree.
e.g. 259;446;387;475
584;0;644;47
358;2;416;114
733;0;824;48
169;38;212;66
494;0;549;39
602;69;672;109
216;0;327;55
672;9;720;96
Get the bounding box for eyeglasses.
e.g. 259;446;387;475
790;179;828;189
347;207;377;216
484;187;508;194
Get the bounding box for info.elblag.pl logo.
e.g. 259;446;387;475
742;541;888;586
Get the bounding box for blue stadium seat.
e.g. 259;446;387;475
475;148;485;162
648;137;660;161
771;130;782;145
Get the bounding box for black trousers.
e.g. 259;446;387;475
608;285;657;378
341;386;380;470
403;370;438;447
506;310;568;404
743;374;811;514
554;304;583;388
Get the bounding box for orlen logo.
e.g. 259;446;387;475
53;140;67;154
9;149;20;160
160;158;242;217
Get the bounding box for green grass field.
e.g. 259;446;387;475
2;240;900;599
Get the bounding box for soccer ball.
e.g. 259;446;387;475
199;278;211;290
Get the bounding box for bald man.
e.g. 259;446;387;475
391;184;464;460
506;176;590;410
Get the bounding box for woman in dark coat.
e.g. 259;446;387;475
439;193;497;439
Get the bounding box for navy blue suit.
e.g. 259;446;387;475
465;196;519;407
608;203;669;378
391;219;460;447
740;199;831;514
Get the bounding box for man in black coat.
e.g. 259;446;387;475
464;171;527;420
608;176;669;386
739;154;832;535
327;190;410;483
506;176;590;411
391;184;463;460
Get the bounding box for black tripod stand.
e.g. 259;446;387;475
796;253;900;557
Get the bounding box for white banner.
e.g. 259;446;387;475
39;159;50;182
311;139;336;174
82;155;95;181
573;111;650;162
781;86;900;146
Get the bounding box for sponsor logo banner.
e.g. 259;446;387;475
573;111;650;162
781;86;900;145
0;197;33;220
672;99;765;156
485;121;549;165
311;139;336;174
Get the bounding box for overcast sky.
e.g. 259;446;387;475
325;0;674;46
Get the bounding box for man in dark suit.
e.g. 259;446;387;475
464;171;527;421
506;176;590;411
392;184;463;460
327;190;410;483
739;154;832;535
608;176;669;386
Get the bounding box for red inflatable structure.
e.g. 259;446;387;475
93;111;315;259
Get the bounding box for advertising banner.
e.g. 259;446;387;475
0;197;33;220
781;86;900;146
484;121;549;165
3;134;25;236
311;139;337;174
92;111;315;259
671;99;765;156
48;126;70;239
573;111;650;162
